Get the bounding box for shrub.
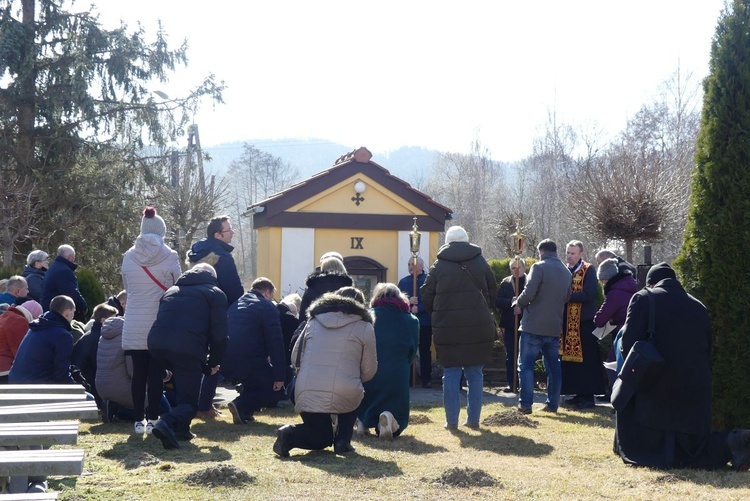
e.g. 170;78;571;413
76;267;105;321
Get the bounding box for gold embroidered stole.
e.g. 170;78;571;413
561;261;590;362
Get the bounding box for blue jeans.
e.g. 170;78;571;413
518;332;561;410
442;365;483;425
614;328;625;373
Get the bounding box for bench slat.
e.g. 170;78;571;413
0;449;85;476
0;394;88;406
0;427;78;447
0;493;59;500
0;385;84;395
0;402;98;423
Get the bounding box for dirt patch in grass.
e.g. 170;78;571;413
183;463;256;487
122;452;161;469
432;467;500;488
409;413;433;424
482;410;539;428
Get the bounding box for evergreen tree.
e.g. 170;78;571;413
675;0;750;429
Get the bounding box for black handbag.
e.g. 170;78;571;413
611;291;665;411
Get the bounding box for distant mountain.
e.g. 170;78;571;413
203;138;440;187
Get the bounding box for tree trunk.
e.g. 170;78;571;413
625;239;634;264
17;0;37;175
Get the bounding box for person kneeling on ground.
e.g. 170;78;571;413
273;286;377;457
147;263;228;449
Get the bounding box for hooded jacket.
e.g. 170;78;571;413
299;271;354;321
187;237;244;306
95;316;134;408
121;234;181;351
9;310;75;383
421;241;497;367
292;294;377;414
147;267;228;369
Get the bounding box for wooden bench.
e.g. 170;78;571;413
0;386;84;395
0;449;84;476
0;401;98;424
0;421;79;448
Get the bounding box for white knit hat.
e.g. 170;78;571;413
445;226;469;244
140;206;166;237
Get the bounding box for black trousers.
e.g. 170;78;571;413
150;350;202;434
126;350;165;421
287;410;357;451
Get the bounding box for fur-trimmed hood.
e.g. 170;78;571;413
305;270;352;288
308;293;373;327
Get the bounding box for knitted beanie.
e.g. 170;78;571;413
140;206;166;237
597;258;619;281
646;262;676;286
445;226;469;244
19;299;43;320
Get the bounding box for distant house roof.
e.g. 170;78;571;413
248;146;453;232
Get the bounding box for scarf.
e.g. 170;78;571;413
561;261;591;363
372;297;410;312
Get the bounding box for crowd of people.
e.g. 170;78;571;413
1;214;749;473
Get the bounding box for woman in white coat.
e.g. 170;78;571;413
121;207;181;434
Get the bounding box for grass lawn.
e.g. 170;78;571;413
52;401;749;500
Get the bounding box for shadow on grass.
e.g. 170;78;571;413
540;406;616;428
289;449;403;478
455;427;554;457
355;432;449;454
98;432;232;465
627;469;750;490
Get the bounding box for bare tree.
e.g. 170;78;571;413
0;171;42;266
223;144;300;278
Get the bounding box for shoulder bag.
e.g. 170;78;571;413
611;290;665;411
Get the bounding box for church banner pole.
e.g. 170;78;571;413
409;217;421;389
511;224;525;393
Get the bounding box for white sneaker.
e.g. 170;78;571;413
378;411;395;441
134;420;145;435
355;418;366;436
146;420;157;435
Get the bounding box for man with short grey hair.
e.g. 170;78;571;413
398;256;432;388
41;245;88;320
0;276;29;306
512;239;572;414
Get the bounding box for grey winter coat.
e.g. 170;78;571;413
514;253;572;337
292;294;377;414
121;234;182;351
95;317;134;408
421;241;497;367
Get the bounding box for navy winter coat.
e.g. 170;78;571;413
147;268;229;369
71;322;103;394
22;265;46;302
222;290;286;384
398;271;431;327
187;237;244;306
40;256;88;316
9;310;76;383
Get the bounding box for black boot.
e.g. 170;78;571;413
728;429;750;470
333;440;356;455
273;425;294;458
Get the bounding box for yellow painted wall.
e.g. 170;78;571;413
314;228;400;282
256;227;283;299
288;174;427;216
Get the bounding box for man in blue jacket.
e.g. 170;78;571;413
9;295;78;384
41;245;88;321
188;215;244;419
398;257;433;388
147;264;228;449
222;277;285;425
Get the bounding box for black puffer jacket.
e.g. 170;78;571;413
299;271;353;320
147;267;228;369
421;242;497;367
